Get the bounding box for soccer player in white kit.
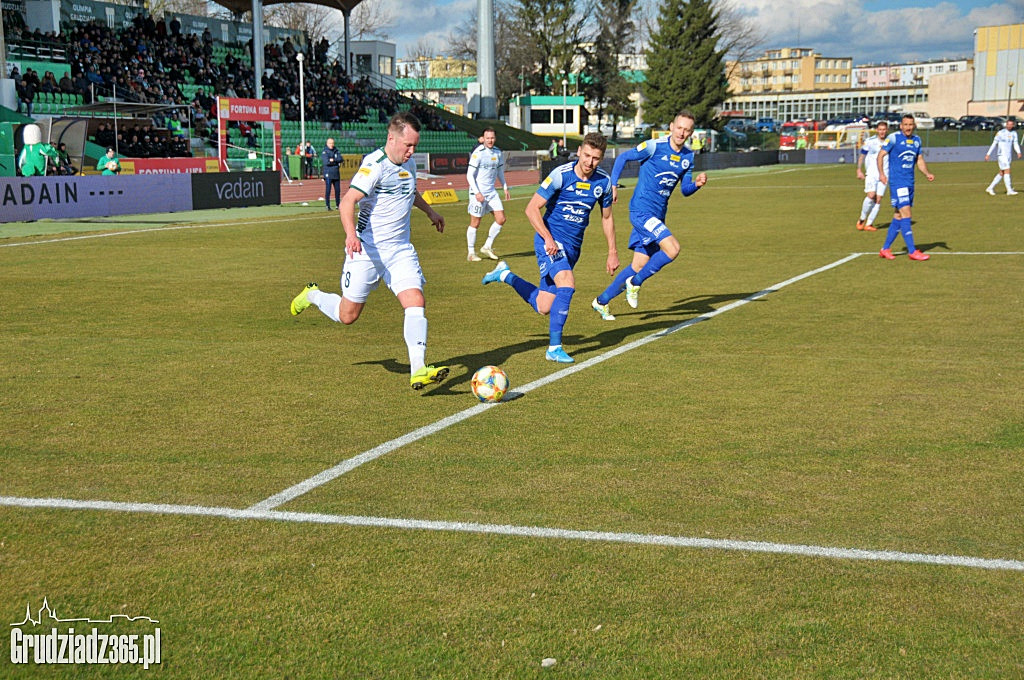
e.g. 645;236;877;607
984;118;1021;195
465;128;510;261
855;120;889;231
290;112;451;390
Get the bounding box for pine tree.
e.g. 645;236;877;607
643;0;728;127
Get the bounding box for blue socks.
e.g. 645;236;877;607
899;218;916;252
549;287;575;346
597;266;637;305
883;218;902;250
632;250;673;286
883;217;915;252
505;272;540;312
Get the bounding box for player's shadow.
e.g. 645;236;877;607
354;334;552;397
567;291;759;353
915;241;950;252
355;291;757;397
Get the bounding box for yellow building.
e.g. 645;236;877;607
972;23;1024;116
727;47;853;95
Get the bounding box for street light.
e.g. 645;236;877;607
1008;81;1015;118
562;78;568;148
297;52;306;176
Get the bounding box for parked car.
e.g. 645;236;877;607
933;116;962;130
720;126;748;146
632;123;654;140
910;112;934;129
724;118;755;133
958;115;994;131
755;117;778;133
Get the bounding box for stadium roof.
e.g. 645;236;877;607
209;0;366;18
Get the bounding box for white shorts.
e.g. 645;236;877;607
340;241;424;303
997;157;1012;171
864;174;886;196
468;192;504;218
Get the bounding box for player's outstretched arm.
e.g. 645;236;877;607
414;193;445;232
600;206;618;275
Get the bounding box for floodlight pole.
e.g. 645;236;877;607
562;78;568;148
1008;81;1015;118
251;0;264;99
296;53;303;160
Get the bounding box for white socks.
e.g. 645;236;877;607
1004;174;1013;191
308;289;341;322
989;175;1001;191
867;202;881;225
404;307;427;375
466;226;477;254
483;223;502;249
860;196;874;220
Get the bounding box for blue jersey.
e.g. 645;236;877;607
881;132;923;187
610;137;700;220
535;161;614;254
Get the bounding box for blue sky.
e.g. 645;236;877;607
371;0;1024;63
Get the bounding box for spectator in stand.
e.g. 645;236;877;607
59;73;75;94
303;140;316;178
16;78;35;116
39;71;59;94
169;16;181;37
55;142;76;175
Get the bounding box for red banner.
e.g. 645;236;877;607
120;158;220;175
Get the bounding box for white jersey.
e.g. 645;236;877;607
987;128;1021;161
861;135;888;176
350;148;418;249
467;144;506;196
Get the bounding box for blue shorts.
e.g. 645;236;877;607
889;184;914;209
534;236;579;293
628;213;672;253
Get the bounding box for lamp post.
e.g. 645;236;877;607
297;52;306;171
562;78;568;148
1008;81;1015;118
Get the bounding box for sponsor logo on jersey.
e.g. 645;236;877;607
576;182;591;190
670;154;680;162
541;177;552;189
358;167;372;175
398;170;411;178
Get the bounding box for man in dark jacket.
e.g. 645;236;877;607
321;137;342;210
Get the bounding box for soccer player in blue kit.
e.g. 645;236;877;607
590;110;707;321
877;113;934;261
481;133;618;363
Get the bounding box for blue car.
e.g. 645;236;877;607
755;118;778;133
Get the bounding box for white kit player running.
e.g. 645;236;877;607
289;111;450;391
985;118;1021;195
855;120;889;231
465;127;510;261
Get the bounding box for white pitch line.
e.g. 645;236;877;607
2;495;1021;572
0;213;326;248
249;253;864;511
855;251;1024;256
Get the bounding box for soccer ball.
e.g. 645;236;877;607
471;365;509;403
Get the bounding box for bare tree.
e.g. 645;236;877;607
351;0;397;40
446;0;539;113
405;38;435;102
147;0;208;18
716;0;765;79
264;3;341;47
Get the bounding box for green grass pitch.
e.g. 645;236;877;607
1;162;1022;677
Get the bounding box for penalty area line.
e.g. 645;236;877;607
248;252;864;512
1;494;1022;572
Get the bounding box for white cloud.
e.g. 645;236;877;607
725;0;1024;62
